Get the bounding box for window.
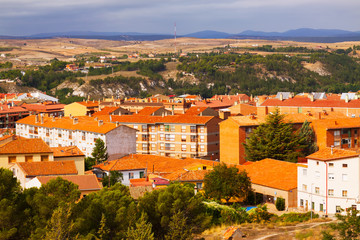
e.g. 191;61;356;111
328;189;334;196
191;145;196;152
69;131;72;139
160;143;164;150
300;199;304;207
170;125;175;132
29;126;34;134
58;130;62;138
316;161;319;165
342;190;348;197
303;169;307;175
334;141;340;146
133;125;138;129
142;125;147;132
41;155;49;162
200;145;205;152
355;130;358;135
200;135;205;142
8;156;16;163
165;143;171;150
329;163;334;167
46;128;50;137
311;202;314;210
315;171;320;178
200;126;205;133
25;155;33;162
342;139;349;145
343;164;348;168
160;133;164;141
190;135;196;142
315;187;320;194
165;125;170;132
181;144;186;151
151;126;155;132
181;135;186;142
245;127;252;134
334;130;340;136
140;171;145;178
302;184;307;191
342;174;348;181
181;125;186;132
34;127;38;134
82;132;86;140
190;126;196;133
142;134;149;141
336;206;341;213
129;172;134;179
151;143;156;150
196;182;203;189
328;173;335;180
151;134;156;140
142;143;148;151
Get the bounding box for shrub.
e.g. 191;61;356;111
275;197;285;211
248;204;273;223
277;212;319;223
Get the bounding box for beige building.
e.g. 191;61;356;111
51;146;85;175
64;101;99;117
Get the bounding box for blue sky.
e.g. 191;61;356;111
0;0;359;36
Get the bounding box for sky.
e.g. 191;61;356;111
0;0;359;36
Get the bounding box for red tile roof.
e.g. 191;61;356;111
94;154;218;176
16;161;78;177
165;169;210;181
0;138;52;154
36;175;102;190
51;146;85;157
77;101;99;107
97;114;220;125
237;158;297;191
0;104;28;114
306;148;359;161
137;106;163;115
16;115;128;134
184;107;208;115
92;107;120;116
22;103;65;112
261;97;360;108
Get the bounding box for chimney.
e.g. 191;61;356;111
94;117;98;121
116;121;120;127
89;113;92;117
171;109;174;115
110;115;112;122
73;118;78;124
118;111;122;116
52;115;55;122
310;94;314;102
69;113;72;119
135;109;138;114
35;114;39;123
40;114;44;124
98;120;103;126
234;101;238;106
279;93;283;101
331;145;334;155
345;94;349;103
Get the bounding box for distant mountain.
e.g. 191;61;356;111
183;30;231;39
29;31;162;38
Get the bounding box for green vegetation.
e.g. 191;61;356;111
0;61;12;69
275;197;285;211
85;138;108;170
0;47;17;52
244;109;316;162
326;208;360;239
203;163;252;203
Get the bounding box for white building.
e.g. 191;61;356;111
16;115;137;160
298;148;360;215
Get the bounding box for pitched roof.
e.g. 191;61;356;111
165;169;210;181
51;146;85;157
15;161;78;177
237;158;297;191
0;104;28;114
16;115;127;134
36;175;102;190
311;117;360;130
184;107;208;115
261;96;360;108
77;101;99;108
137;106;163;115
92;107;122;116
97;114;220;125
94;154;218;176
306;148;359;161
0;138;52;154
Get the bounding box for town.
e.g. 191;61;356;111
1;88;360;238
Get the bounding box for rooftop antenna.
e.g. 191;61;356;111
174;22;177;55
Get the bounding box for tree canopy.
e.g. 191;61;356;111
203;163;252;203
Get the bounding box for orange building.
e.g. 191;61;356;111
97;114;223;160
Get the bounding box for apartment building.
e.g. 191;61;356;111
0;104;29;128
97;115;222;160
21;103;65;117
16;115;137;160
298;148;360;215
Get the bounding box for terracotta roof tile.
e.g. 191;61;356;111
306;148;359;161
184;107;208;115
16;115;126;134
237;158;297;191
0;138;52;154
166;169;210;181
137;107;163;115
51;146;85;157
16;161;78;177
0;104;29;114
77;101;99;107
36;175;102;190
261;97;360;108
92;107;120;116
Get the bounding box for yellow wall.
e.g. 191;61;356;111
54;156;85;175
64;102;87;117
252;184;297;208
220;119;243;165
0;153;54;168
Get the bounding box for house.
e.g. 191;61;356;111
0;104;29;128
238;159;298;208
64;101;99;117
51;146;85;175
26;175;102;197
92;106;132;116
16;115;137;160
96;114;222;159
298;148;360;215
10;161;78;188
0;137;53;168
93;154;218;186
137;106;172;116
21;103;65;117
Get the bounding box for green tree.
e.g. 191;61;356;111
97;213;110;240
164;211;192;240
244;108;301;162
102;171;123;187
126;212;154;240
275;197;285;211
44;204;75;240
330;208;360;239
203;163;252;203
138;183;211;239
297;120;317;157
91;139;108;165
